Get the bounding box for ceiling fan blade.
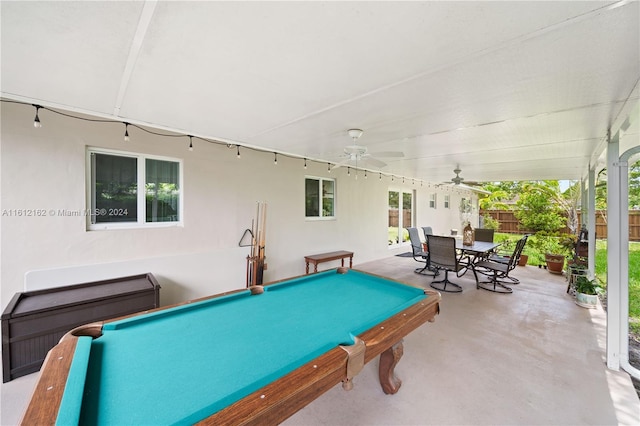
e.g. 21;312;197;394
458;183;490;194
369;151;404;158
363;157;387;168
331;163;347;169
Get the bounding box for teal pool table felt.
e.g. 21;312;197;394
61;270;427;425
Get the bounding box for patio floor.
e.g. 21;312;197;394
2;255;639;425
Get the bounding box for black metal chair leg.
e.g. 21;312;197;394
430;270;462;293
415;263;438;277
476;270;513;294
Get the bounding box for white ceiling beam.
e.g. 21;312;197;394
113;1;158;117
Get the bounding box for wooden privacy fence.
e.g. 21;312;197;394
480;210;640;242
388;209;412;227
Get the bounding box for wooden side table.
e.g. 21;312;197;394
304;250;354;274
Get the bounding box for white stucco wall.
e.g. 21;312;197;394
0;102;478;310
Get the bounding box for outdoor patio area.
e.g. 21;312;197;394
2;255;639;425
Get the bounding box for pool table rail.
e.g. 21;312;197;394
20;271;441;425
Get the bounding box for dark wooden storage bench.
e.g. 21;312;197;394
2;273;160;382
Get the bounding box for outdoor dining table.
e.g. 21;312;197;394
455;240;502;266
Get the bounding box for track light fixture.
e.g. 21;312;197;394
274;153;278;165
347;167;350;176
124;123;130;142
304;158;307;169
328;163;331;173
33;105;42;128
188;136;193;151
364;170;367;179
236;145;241;159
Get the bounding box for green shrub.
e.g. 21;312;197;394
482;214;500;230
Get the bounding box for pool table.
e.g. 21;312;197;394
21;269;440;425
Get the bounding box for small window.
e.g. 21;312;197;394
429;193;437;209
305;177;335;219
88;148;182;229
444;194;450;209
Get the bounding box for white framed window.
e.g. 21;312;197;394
444;194;450;209
305;176;335;219
429;193;437;209
87;148;183;230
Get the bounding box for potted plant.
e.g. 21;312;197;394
517;245;531;266
574;276;600;309
530;232;574;274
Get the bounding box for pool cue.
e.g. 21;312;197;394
257;202;267;284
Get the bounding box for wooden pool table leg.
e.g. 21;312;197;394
379;340;403;394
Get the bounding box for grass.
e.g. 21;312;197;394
496;233;640;335
594;240;640;336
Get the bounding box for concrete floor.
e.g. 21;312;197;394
2;255;639;425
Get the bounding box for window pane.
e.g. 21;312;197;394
402;192;413;240
305;178;319;217
322;180;334;217
146;159;180;222
93;153;137;223
388;191;399;245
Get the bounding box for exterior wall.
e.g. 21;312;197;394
1;102;478;310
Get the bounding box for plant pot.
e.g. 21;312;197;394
545;253;565;275
575;292;598;309
517;254;529;266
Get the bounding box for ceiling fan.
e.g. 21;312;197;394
333;129;404;169
451;167;464;185
439;166;490;194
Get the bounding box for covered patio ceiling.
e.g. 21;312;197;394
1;1;638;184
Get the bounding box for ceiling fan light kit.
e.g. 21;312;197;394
347;129;364;140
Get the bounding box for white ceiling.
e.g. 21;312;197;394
2;1;639;184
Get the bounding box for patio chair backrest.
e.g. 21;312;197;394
426;235;458;270
406;227;424;256
507;235;529;269
474;228;494;243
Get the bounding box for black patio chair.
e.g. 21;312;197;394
473;235;528;293
485;234;531;284
426;235;469;293
421;226;434;239
474;228;496;260
474;228;494;243
406;227;437;276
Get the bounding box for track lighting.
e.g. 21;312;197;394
304;158;307;169
236;145;241;159
379;173;382;180
347;167;350;176
124;123;130;142
328;163;331;173
364;170;367;179
33;105;42;128
274;153;278;165
188;136;193;151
